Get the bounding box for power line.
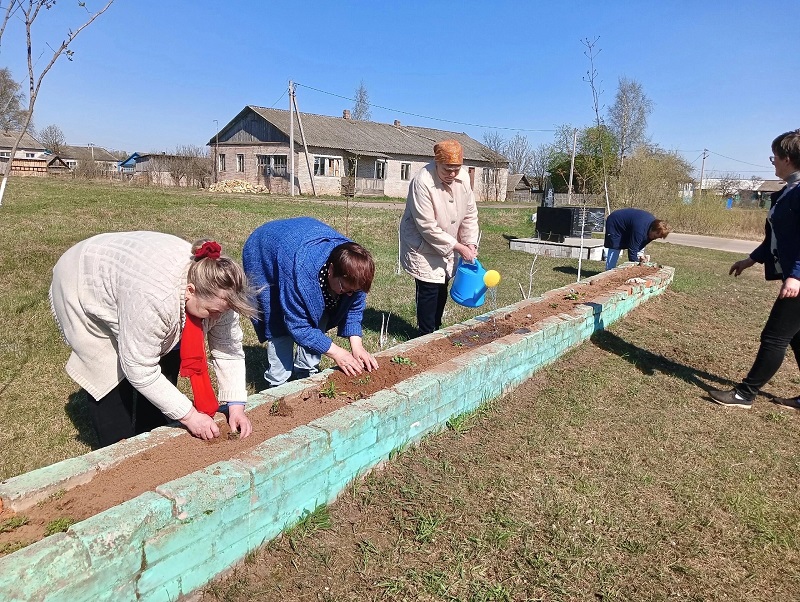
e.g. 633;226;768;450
293;82;556;133
708;150;769;169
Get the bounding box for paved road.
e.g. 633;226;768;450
655;233;760;255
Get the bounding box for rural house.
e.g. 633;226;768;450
125;152;212;188
207;106;509;200
0;131;69;176
59;145;119;175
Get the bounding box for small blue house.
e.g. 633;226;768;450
118;152;140;174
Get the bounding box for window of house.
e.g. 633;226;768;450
236;154;245;172
400;163;411;180
25;152;35;158
375;160;386;180
257;154;288;176
218;154;226;172
314;155;341;177
0;152;10;158
66;160;77;169
272;155;287;175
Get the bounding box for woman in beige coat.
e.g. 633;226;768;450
399;139;480;334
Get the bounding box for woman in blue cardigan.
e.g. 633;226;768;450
242;217;379;387
710;129;800;409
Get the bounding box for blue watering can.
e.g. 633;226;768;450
450;258;488;307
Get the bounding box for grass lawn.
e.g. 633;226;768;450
1;179;798;599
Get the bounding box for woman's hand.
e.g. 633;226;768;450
326;343;366;376
350;336;379;372
729;257;755;277
226;405;252;438
179;407;220;440
454;242;478;263
779;277;800;299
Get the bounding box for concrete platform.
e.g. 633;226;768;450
510;236;605;261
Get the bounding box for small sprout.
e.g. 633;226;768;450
0;515;29;534
269;399;281;415
564;288;579;301
452;341;465;347
352;375;372;386
227;430;240;440
319;381;339;399
44;517;75;536
390;355;416;366
549;302;559;309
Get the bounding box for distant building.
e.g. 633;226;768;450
59;145;119;174
208;106;510;200
0;131;68;176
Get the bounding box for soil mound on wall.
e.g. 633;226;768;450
0;265;658;552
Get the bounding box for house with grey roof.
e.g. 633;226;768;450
59;145;120;174
207;106;509;200
0;131;68;176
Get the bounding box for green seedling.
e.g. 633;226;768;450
319;381;339;398
391;355;416;366
0;515;29;534
549;302;559;308
44;517;75;536
0;540;28;555
452;340;465;347
564;288;579;300
269;399;281;415
352;375;372;386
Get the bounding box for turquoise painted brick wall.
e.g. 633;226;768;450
0;266;675;602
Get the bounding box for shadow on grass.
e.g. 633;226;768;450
362;307;417;342
553;265;604;278
64;390;99;449
590;329;733;391
244;345;269;392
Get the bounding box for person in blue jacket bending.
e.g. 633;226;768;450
242;217;379;387
604;208;671;270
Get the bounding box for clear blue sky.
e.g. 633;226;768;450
2;0;795;179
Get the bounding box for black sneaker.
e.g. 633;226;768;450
709;388;753;409
773;396;800;410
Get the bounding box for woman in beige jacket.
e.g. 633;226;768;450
399;140;480;334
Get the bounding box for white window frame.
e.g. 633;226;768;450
400;162;411;180
218;154;226;172
314;155;342;177
375;159;387;180
236;154;245;172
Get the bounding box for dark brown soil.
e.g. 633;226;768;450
0;265;658;552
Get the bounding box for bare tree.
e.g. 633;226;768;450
481;131;506;201
38;123;65;154
529;143;555;190
0;0;115;206
504;133;535;176
582;37;611;214
351;81;372;121
716;172;741;199
607;77;653;171
0;67;30;132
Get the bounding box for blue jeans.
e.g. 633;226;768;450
605;248;622;271
263;314;329;387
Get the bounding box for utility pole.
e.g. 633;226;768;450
698;148;708;197
213;119;219;184
289;80;295;197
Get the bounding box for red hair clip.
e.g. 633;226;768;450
195;241;221;260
